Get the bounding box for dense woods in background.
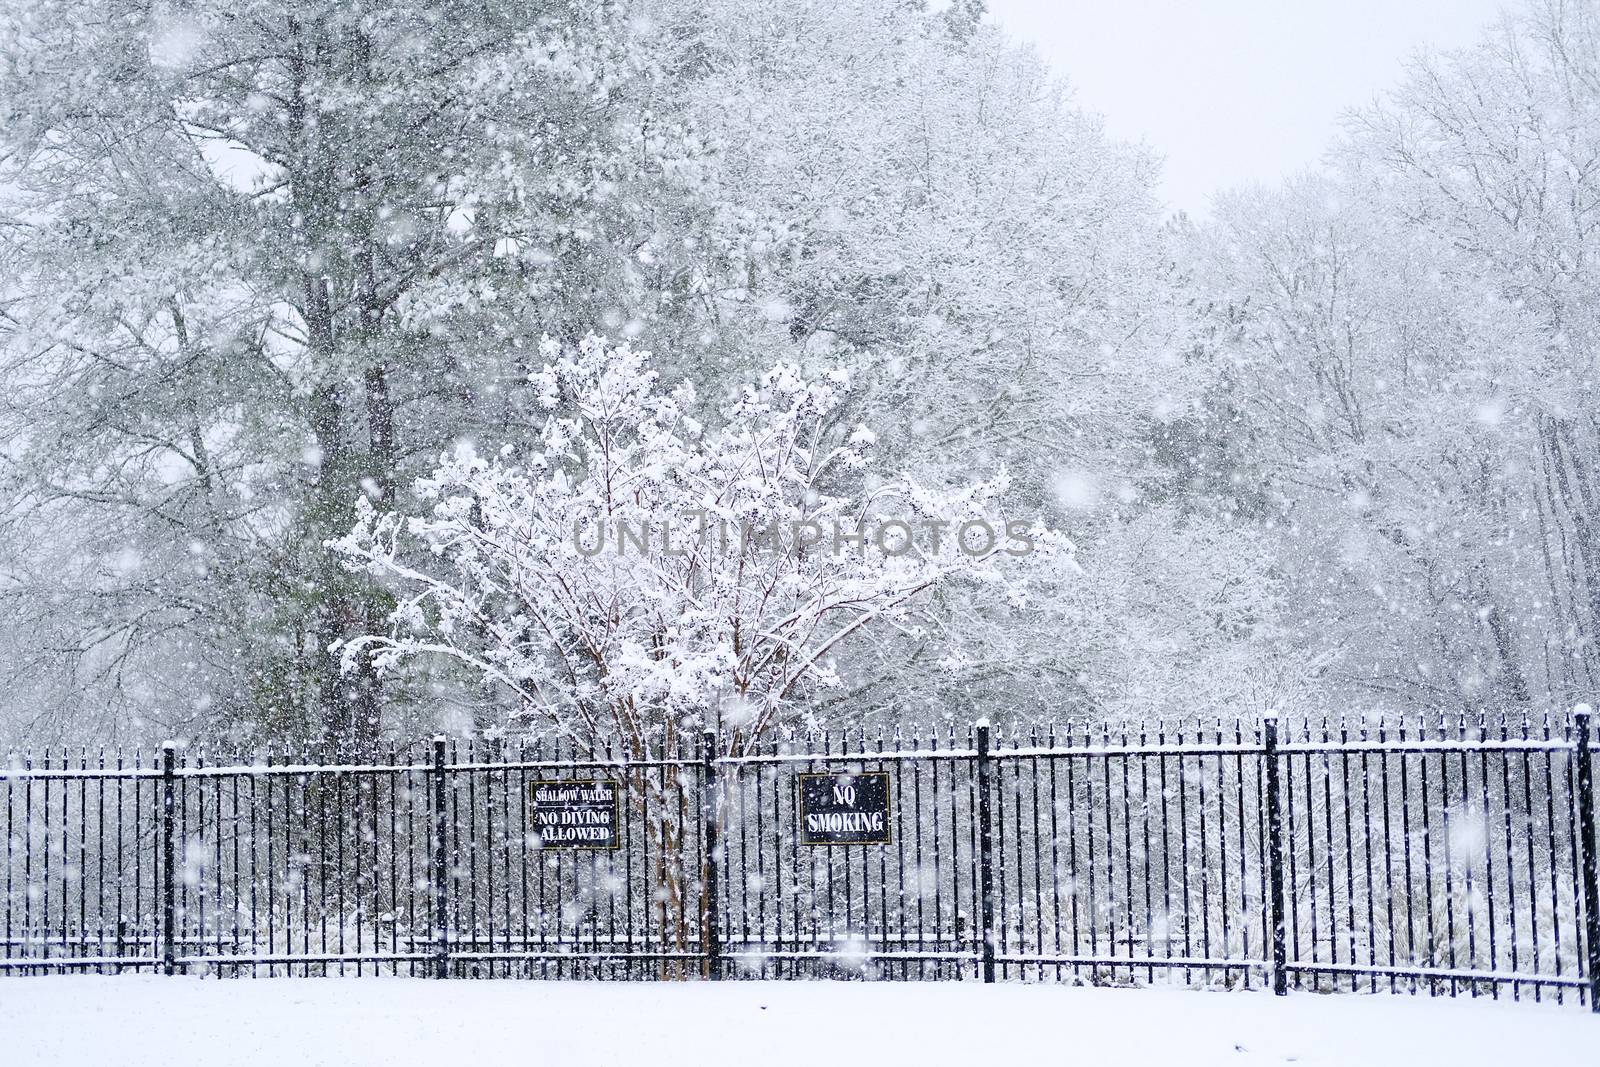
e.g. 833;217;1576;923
0;0;1594;752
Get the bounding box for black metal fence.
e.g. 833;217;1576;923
3;710;1598;1011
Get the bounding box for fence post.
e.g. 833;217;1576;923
1574;706;1600;1014
975;719;997;983
1263;714;1287;996
431;736;449;980
702;728;722;981
160;741;177;977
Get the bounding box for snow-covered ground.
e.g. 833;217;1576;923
1;978;1593;1066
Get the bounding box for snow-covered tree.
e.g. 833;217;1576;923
644;0;1276;726
1339;0;1600;707
0;0;715;749
1186;0;1600;715
333;333;1068;752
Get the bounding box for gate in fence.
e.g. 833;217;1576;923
3;711;1599;1010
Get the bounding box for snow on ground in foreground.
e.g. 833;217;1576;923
1;977;1593;1066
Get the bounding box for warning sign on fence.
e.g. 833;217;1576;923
797;771;892;845
528;779;621;849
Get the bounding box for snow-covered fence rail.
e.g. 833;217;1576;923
1;711;1598;1011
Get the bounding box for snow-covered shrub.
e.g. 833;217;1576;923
332;334;1069;755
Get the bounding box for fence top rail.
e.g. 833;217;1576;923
988;742;1264;758
1274;739;1576;754
1;735;1582;779
718;737;1579;764
2;707;1591;779
0;756;699;781
0;767;161;781
0;762;429;781
990;739;1578;757
716;747;979;765
445;757;695;773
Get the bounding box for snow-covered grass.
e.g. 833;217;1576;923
2;978;1593;1066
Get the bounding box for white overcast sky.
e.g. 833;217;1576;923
985;0;1512;215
